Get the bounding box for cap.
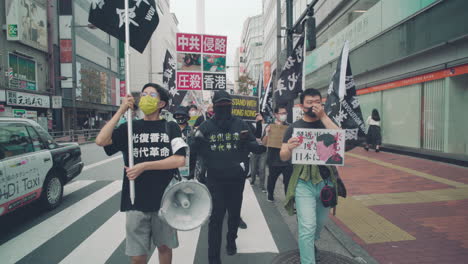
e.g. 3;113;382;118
173;106;189;117
212;90;232;104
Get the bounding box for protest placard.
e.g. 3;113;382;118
266;124;288;149
231;95;258;121
291;129;345;166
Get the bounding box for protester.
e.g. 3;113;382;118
280;88;340;264
250;113;267;192
96;83;187;264
190;90;265;264
193;103;214;183
173;106;196;179
365;109;382;152
262;105;292;202
189;105;199;118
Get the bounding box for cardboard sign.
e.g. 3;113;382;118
266;124;288;149
292;129;345;166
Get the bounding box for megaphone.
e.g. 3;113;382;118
159;179;212;231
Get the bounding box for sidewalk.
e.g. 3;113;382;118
330;148;468;264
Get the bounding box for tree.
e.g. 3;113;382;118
237;75;256;96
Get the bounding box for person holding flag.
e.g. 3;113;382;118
96;83;187;264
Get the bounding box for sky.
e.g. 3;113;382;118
169;0;263;82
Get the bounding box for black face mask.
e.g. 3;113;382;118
304;107;317;118
175;117;189;125
214;105;232;120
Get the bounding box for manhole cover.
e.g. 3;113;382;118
272;249;360;264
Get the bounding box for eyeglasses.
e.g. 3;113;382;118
141;92;158;98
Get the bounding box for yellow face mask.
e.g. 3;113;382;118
138;95;160;115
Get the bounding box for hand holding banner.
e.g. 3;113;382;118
291;129;345;166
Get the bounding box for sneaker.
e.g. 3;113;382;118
376;149;380;153
261;188;267;193
226;241;237;256
267;194;274;202
239;217;247;229
364;146;369;151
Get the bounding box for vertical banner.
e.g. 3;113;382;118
324;41;366;151
274;34;305;105
163;50;187;113
176;33;227;91
292;129;345;166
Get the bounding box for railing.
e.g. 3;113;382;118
50;129;101;144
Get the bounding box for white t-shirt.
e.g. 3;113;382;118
367;116;380;127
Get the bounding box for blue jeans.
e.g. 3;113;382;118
250;152;267;189
295;179;331;264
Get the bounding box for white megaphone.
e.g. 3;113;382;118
159;179;212;231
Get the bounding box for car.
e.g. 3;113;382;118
0;118;84;216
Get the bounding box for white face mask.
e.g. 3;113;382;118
189;111;197;117
278;115;287;122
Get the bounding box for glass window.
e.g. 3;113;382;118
0;123;34;159
26;126;46;152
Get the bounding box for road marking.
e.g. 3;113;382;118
148;227;202;264
59;212;126;264
82;155;123;171
347;153;468;188
353;187;468;206
336;197;416;244
63;180;95;196
0;181;122;264
237;182;279;253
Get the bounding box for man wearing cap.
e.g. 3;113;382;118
191;90;265;264
173;106;196;179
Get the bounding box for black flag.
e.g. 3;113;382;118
163;50;187;113
274;35;305;105
88;0;159;53
325;41;366;151
260;69;276;124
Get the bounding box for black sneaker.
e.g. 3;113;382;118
376;149;380;153
239;217;247;229
226;241;237;256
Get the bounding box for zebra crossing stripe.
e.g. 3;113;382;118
0;181;122;264
59;212;126;264
148;227;202;264
82;155;123;172
63;180;96;196
237;182;279;253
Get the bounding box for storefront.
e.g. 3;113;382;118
0;89;53;131
357;64;468;155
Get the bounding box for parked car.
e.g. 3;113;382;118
0;118;84;216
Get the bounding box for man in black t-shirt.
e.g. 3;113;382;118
191;91;265;264
280;88;340;264
96;83;187;264
262;105;292;202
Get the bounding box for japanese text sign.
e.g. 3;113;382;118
291;129;345;166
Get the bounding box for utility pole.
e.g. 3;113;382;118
274;0;281;106
71;2;78;137
286;0;293;55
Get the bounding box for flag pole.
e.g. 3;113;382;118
124;0;136;205
302;22;307;92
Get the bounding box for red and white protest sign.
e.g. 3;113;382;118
176;33;202;53
177;72;203;91
203;35;227;54
176;33;227;91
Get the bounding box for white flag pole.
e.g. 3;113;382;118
302;23;307;92
124;0;135;205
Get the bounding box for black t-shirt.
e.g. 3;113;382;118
104;119;186;212
283;119;326;143
195;117;256;179
264;122;290;167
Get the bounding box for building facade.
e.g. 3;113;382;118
303;0;468;156
0;0;57;131
241;14;264;91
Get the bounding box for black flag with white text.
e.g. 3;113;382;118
163;50;187;113
260;69;276;124
88;0;159;53
324;41;366;151
274;35;305;105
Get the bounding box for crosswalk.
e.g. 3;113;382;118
0;180;294;264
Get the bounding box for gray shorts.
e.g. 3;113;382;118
125;211;179;256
